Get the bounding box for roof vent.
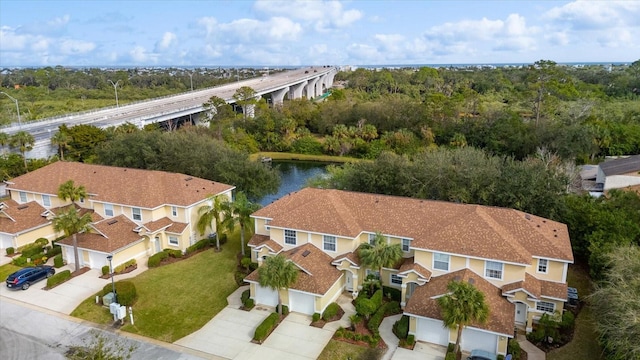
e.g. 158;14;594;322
468;278;475;285
107;219;118;225
185;177;193;181
17;205;28;210
302;250;311;257
525;214;531;220
453;275;461;282
554;234;558;237
537;224;541;228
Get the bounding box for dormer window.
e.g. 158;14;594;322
284;229;296;245
368;233;376;245
19;192;27;203
537;258;548;273
42;195;51;207
485;260;503;280
132;207;142;221
265;219;271;230
104;203;114;217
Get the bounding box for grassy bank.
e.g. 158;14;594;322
71;230;242;342
318;339;382;360
250;152;363;163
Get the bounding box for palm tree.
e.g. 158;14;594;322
258;254;299;315
52;207;93;272
225;191;261;256
0;132;9;154
358;232;402;287
437;279;490;356
196;194;230;251
51;130;71;160
58;180;88;204
9;131;35;171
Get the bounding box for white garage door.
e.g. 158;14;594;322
416;318;450;346
288;290;315;315
255;285;279;307
0;234;13;249
461;328;498;353
89;252;106;270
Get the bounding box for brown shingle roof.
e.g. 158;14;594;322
541;279;568;301
252;188;573;264
332;251;360;267
248;234;283;253
57;215;142;253
51;204;103;222
398;257;432;280
502;273;568;301
0;200;49;234
404;269;514;336
246;243;342;295
7;161;235;209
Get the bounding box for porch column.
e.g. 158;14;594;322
400;283;407;307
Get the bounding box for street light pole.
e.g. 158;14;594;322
107;254;117;303
107;80;121;107
188;73;194;91
0;92;22;128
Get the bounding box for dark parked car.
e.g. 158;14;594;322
467;349;498;360
5;266;55;290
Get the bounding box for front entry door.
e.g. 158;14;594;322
345;271;353;291
515;302;527;324
155;237;161;253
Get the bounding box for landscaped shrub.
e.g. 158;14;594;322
35;238;48;246
234;271;247;286
12;256;27;266
312;313;321;322
281;305;289;316
241;289;250;304
382;286;402;302
6;247;15;256
102;265;110;276
47;270;71;287
497;355;505;360
384;301;401;315
103;281;138;306
147;251;168;267
48;245;62;257
560;310;575;330
54;254;64;268
244;298;254;309
447;343;455;352
370;289;383;309
322;302;341;321
355;297;377;319
186;239;209;254
163;249;183;258
445;351;456;360
507;339;522;360
219;234;228;246
20;243;44;259
253;312;279;343
406;334;415;346
393;315;409;339
367;303;387;334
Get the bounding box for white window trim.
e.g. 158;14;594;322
284;229;297;245
19;191;27;203
433;252;450;271
484;260;504;280
168;236;179;247
265;219;271;230
537;258;548;274
401;238;411;252
104;203;114;217
368;233;376;245
42;194;51;207
171;206;178;217
536;301;555;313
323;235;337;252
132;207;142;221
390;273;402;286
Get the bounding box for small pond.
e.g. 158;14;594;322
258;160;330;206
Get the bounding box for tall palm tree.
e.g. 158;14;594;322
225;191;261;256
196;194;230;251
358;231;403;284
258;254;299;315
437;279;490;356
52;207;93;272
51;130;71;160
58;180;88;204
9;131;35;171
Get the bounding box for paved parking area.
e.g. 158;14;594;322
392;342;447;360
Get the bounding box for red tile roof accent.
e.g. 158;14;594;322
7;162;235;209
252;188;573;264
0;200;49;234
248;234;283;253
398;257;432;280
57;215;142;253
405;269;514;336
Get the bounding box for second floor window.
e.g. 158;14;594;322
323;235;336;252
285;229;296;245
536;301;555;313
433;253;450;271
42;194;51;207
171;206;177;217
401;238;411;252
537;258;548;273
132;208;142;221
485;260;503;280
104;203;114;217
368;233;376;245
168;236;179;246
390;274;402;285
19;191;27;203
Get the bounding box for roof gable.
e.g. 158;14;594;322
0;200;49;234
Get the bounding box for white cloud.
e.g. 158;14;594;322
544;0;640;30
253;0;362;31
198;17;218;37
156;32;177;51
129;46;158;63
59;39;96;55
268;17;303;40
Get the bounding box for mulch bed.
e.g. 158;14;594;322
310;307;345;327
251;313;287;344
99;264;137;279
334;321;388;350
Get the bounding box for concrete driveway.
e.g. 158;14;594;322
392;342;447;360
175;287;334;360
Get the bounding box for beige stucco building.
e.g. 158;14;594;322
245;187;573;356
1;161;234;269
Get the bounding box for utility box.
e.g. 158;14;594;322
116;305;127;320
109;302;120;315
103;292;115;306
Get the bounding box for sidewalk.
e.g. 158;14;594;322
517;334;546;360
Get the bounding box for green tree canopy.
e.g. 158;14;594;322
196;194;230;251
258;254;299;315
9;131;35;171
52;206;93;272
226;191;261;256
358;232;403;281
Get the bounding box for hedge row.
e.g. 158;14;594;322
382;286;402;302
102;281;138;306
253;313;279;343
163;249;183;258
367;302;388;335
114;259;136;273
54;254;64;268
47;270;71;288
148;251;168;267
393;315;409;339
186;239;209;254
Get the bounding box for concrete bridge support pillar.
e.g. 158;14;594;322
271;86;289;106
245;96;261;118
306;78;319;100
289;81;307;100
318;75;327;95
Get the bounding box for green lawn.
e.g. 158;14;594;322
0;263;21;282
547;264;602;360
71;231;242;342
317;339;382;360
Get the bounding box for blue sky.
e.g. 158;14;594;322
1;0;638;67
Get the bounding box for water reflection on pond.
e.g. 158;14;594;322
258;160;329;206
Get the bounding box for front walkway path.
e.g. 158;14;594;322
517;334;546;360
380;314;402;360
324;293;356;331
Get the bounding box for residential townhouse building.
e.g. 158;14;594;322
1;161;234;269
245;187;573;356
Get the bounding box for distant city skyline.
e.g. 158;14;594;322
1;0;638;67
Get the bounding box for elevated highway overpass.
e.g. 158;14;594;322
1;66;338;158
